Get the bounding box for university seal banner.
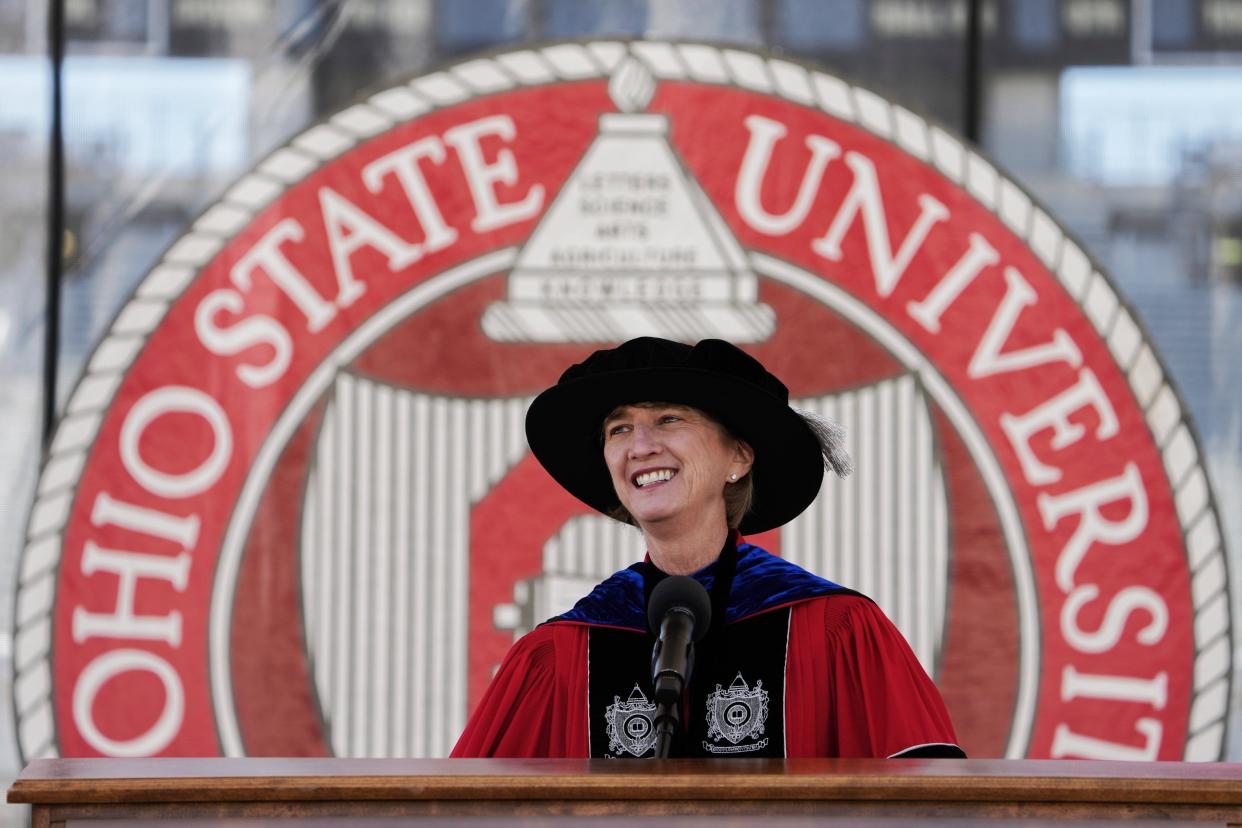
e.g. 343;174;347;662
14;40;1233;760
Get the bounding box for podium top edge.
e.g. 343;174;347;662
9;758;1242;806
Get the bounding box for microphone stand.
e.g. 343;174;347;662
653;699;680;759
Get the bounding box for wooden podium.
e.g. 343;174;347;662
9;758;1242;826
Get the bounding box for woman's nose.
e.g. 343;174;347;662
628;424;661;457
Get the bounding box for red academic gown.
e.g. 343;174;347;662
453;541;962;759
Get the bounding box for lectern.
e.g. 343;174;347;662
9;758;1242;825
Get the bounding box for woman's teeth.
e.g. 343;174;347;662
635;469;675;488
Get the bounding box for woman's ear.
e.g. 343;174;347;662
734;439;755;475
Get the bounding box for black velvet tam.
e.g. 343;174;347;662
524;337;825;534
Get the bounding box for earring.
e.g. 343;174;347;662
729;473;738;481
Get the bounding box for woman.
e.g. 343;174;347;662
452;337;963;758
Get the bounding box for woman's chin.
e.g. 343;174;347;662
627;502;680;528
630;500;710;532
630;509;676;528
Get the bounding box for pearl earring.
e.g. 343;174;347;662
730;473;738;481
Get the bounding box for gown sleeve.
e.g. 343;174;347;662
785;594;965;758
450;623;590;758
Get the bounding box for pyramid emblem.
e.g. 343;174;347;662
482;57;774;343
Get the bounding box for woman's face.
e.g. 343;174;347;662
602;402;753;531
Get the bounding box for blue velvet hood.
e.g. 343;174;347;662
555;540;849;632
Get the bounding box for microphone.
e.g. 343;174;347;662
647;576;712;757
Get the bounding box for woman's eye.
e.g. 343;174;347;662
607;424;630;437
658;414;681;424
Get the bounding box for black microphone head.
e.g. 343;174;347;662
647;576;712;641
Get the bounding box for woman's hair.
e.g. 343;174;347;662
722;472;755;528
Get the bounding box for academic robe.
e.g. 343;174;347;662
452;536;964;758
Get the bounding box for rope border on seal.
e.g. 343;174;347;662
12;39;1232;761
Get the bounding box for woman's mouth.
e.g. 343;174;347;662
633;469;676;488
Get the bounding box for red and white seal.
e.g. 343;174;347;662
14;40;1232;761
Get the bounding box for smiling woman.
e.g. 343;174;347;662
452;337;965;759
601;401;753;570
